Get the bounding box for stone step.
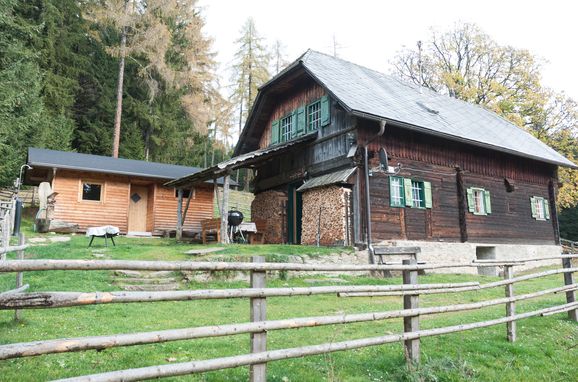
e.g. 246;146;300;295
113;278;177;285
114;270;175;278
118;283;180;291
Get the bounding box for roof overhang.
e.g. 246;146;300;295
167;133;317;189
297;167;357;192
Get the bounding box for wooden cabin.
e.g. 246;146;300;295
169;51;575;266
24;148;218;236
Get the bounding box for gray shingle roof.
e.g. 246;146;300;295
299;50;575;168
297;167;357;192
27;147;215;182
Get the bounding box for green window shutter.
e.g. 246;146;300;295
296;106;305;136
424;181;432;209
271;119;279;145
484;190;492;214
466;188;475;212
544;199;550;220
530;197;537;219
320;95;330;126
291;110;298;139
403;178;413;207
389;176;396;207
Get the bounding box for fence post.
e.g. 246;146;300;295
503;265;516;342
562;258;577;322
14;233;25;321
402;259;420;366
250;256;267;381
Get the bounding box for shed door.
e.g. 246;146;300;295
128;185;148;232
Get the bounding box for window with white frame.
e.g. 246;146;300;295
467;187;491;215
280;114;293;142
389;176;404;207
411;180;425;208
531;196;549;220
81;182;102;201
307;101;321;131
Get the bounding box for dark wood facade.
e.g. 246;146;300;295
247;74;560;246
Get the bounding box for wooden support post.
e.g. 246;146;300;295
176;189;183;241
562;258;577;321
504;265;516;342
220;175;230;244
14;233;24;321
402;259;420;366
250;256;267;381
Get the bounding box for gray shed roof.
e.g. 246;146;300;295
27;147;229;184
297;167;357;192
245;50;574;168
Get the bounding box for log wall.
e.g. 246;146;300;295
51;170;213;235
359;123;559;244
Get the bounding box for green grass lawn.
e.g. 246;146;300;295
0;230;576;381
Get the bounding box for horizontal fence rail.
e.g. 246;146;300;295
0;252;576;381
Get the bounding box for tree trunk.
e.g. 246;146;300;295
112;4;128;158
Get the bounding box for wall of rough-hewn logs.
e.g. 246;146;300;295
301;186;351;246
251;190;287;244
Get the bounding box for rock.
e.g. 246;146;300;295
119;283;180;291
49;236;71;243
184;247;226;256
92;253;106;258
48;220;79;233
28;237;47;243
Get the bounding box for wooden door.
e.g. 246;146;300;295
128;185;148;232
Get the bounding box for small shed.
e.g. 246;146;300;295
24;148;222;236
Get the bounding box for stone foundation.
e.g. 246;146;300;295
251;190;286;244
301;186;351;246
379;240;562;275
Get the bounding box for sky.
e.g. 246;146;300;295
198;0;578;101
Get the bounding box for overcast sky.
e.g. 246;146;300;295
198;0;578;101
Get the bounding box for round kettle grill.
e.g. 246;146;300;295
227;210;244;227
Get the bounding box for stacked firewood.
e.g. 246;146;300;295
301;186;348;246
251;190;287;243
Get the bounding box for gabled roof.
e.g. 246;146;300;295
26;147;227;183
237;50;575;168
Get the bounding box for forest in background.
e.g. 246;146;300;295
1;2;577;236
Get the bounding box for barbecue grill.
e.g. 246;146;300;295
228;210;244;227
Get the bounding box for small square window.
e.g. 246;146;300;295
82;183;102;201
175;189;193;199
307;101;321;131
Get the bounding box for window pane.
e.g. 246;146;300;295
82;183;101;201
411;181;423;208
308;101;321;131
390;177;403;206
535;198;544;219
473;190;484;214
175;189;191;198
280;115;293;142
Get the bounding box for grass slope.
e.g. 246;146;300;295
0;233;576;381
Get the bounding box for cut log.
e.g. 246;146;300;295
48;220;79;233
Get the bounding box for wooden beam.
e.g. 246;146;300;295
402;259;419;365
176;189;183;241
504;265;516;342
220;175;230;244
455;167;468;242
373;246;420;255
563;257;577;321
50;302;578;382
250;256;267;381
2;284;575;362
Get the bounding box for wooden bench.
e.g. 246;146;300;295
373;246;422;277
247;218;266;245
201;218;221;244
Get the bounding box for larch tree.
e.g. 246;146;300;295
272;40;289;74
230;17;270;189
86;0;217;159
391;22;578;208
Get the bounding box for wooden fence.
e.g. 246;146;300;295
0;252;576;381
